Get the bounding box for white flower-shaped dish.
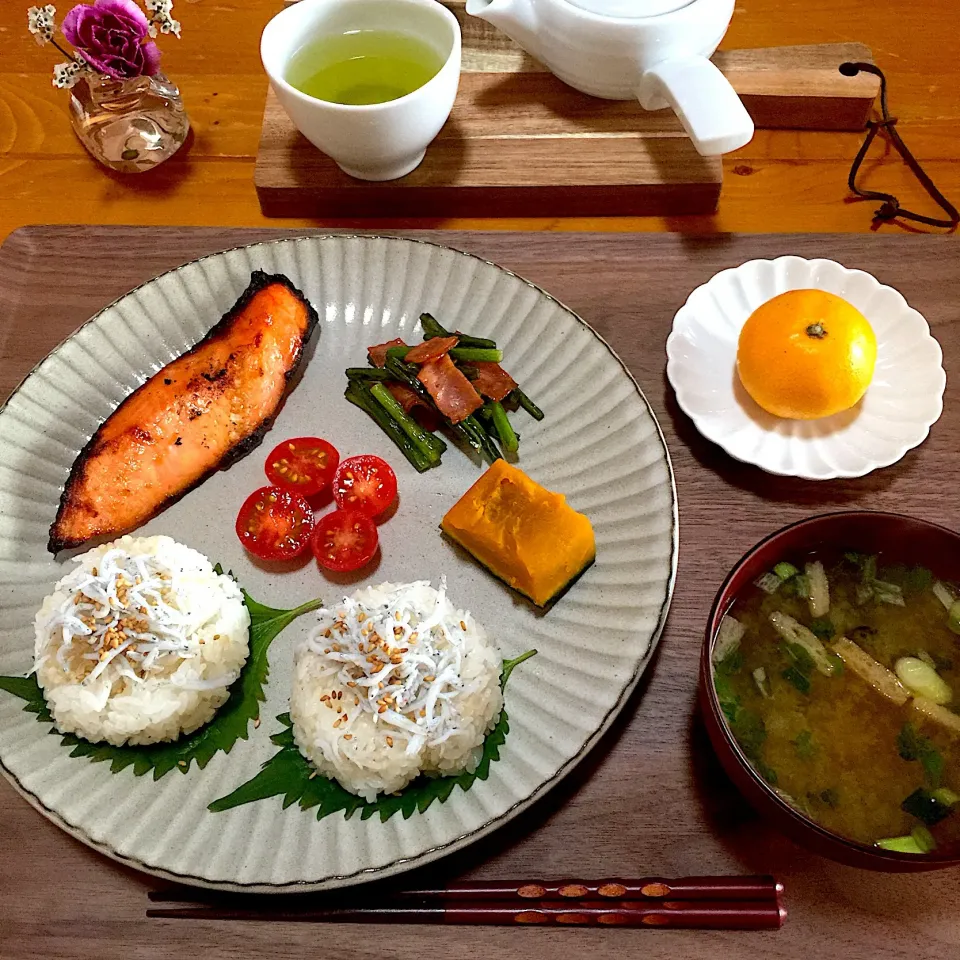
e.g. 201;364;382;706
666;256;946;480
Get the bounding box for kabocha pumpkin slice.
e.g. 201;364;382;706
49;271;319;553
441;460;595;607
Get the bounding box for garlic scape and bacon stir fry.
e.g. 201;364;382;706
345;314;544;472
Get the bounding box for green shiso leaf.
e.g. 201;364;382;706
0;573;321;781
0;675;53;722
209;650;537;822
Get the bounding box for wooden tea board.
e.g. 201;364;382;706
254;2;879;218
2;226;959;960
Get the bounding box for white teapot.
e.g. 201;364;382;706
466;0;754;156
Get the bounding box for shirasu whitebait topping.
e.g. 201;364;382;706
38;545;234;692
303;578;484;755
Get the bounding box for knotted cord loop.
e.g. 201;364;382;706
841;62;958;230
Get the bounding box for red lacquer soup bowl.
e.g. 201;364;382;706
700;511;960;871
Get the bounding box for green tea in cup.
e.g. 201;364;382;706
262;0;462;181
286;29;445;105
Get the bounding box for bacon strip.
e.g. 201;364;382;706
367;338;406;368
405;336;458;364
387;383;441;432
417;354;483;424
470;361;518;402
386;382;427;414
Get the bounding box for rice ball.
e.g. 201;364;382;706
291;580;503;801
34;535;250;747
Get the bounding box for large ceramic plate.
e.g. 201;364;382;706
0;236;676;892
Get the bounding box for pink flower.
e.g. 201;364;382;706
62;0;161;80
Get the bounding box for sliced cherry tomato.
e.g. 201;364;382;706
236;486;314;561
311;509;379;572
265;437;340;497
333;455;397;518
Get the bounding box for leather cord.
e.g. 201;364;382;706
840;62;959;230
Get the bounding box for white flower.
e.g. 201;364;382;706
146;0;182;39
145;0;174;15
52;59;82;90
27;4;57;46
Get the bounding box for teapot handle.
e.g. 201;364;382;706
637;56;754;157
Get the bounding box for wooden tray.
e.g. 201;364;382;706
255;1;879;218
1;225;958;959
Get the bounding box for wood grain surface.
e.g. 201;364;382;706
255;80;726;219
1;0;959;237
1;225;958;960
254;42;878;219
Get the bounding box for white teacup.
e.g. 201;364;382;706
261;0;462;181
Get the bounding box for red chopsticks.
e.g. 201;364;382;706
148;876;786;930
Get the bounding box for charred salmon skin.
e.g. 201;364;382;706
48;271;319;553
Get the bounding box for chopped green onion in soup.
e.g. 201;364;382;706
911;824;937;852
949;599;960;636
932;787;960;807
754;572;782;595
874;581;906;607
933;581;955;611
877;834;926;854
895;657;953;705
774;562;799;581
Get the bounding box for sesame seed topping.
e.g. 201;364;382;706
304;580;487;758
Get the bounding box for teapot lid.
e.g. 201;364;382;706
564;0;690;17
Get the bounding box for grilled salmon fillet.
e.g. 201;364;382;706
48;271;319;553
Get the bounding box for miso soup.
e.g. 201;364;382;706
713;550;960;854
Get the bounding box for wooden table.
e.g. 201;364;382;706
1;225;959;959
1;0;958;240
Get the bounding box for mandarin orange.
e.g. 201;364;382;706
736;289;877;420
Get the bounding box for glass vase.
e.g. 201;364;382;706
69;72;190;174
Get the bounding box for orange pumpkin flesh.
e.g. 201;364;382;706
441;460;595;607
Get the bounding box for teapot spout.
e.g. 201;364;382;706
466;0;540;51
